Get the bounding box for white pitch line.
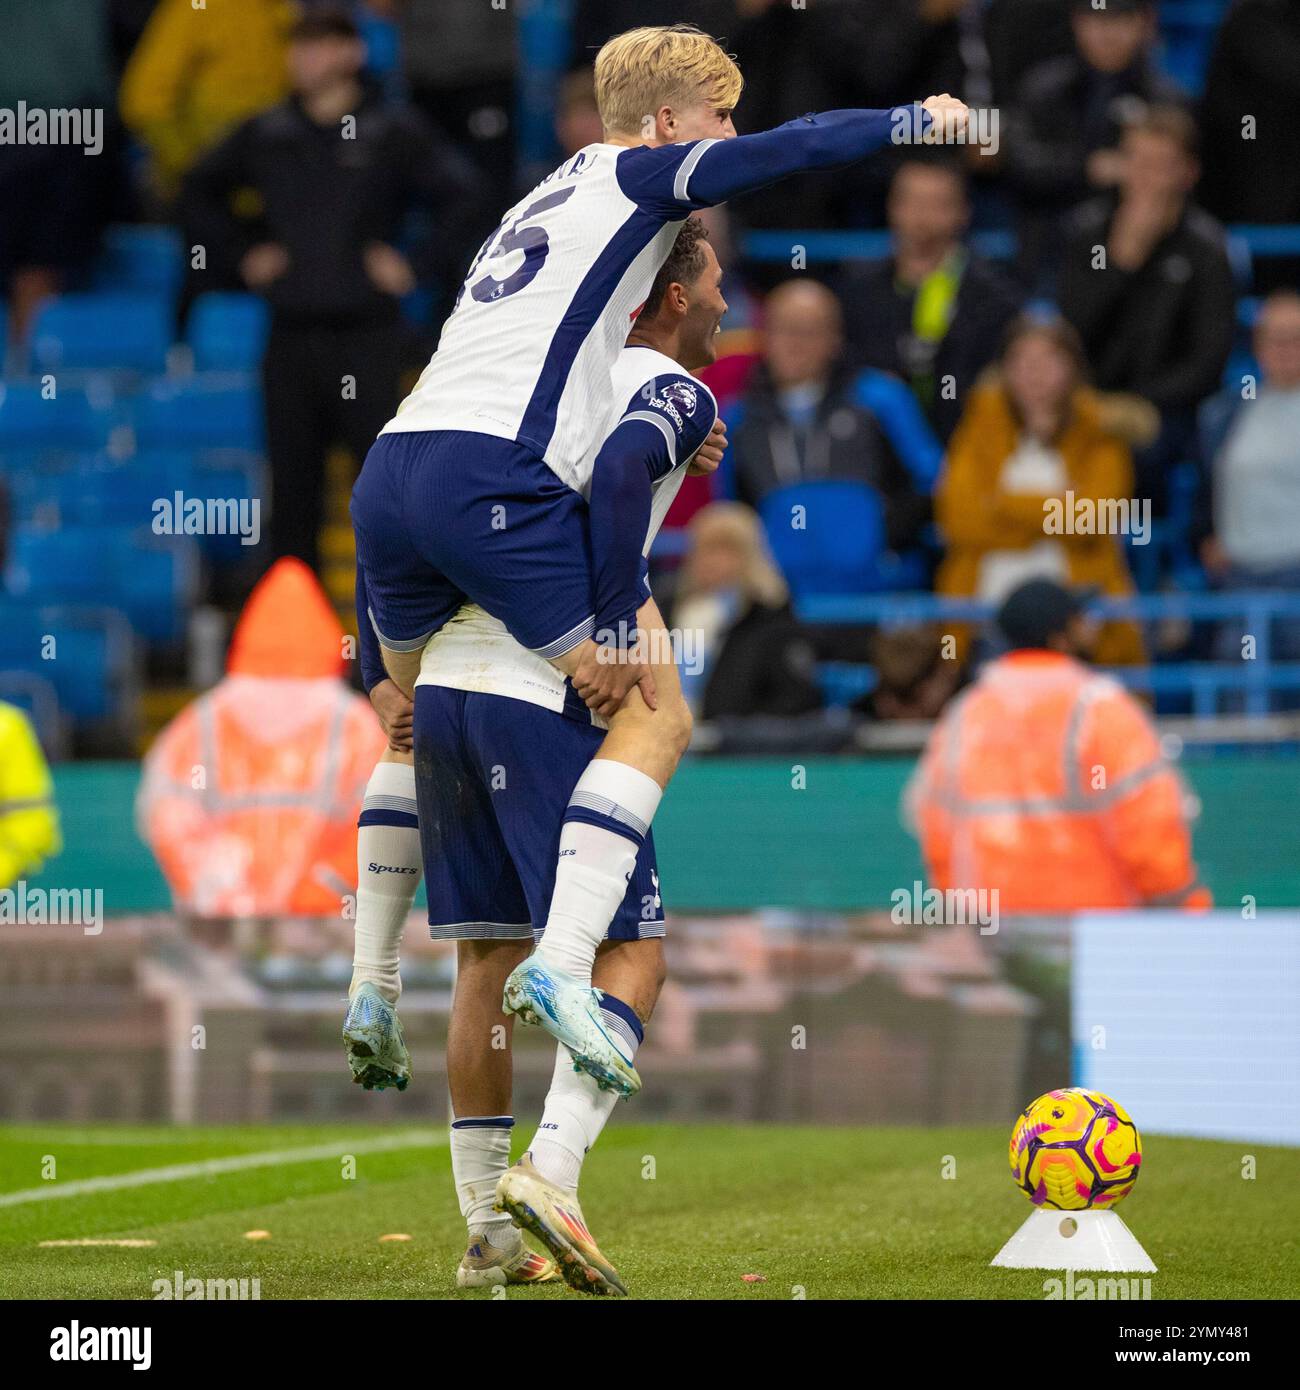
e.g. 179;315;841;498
39;1239;158;1248
1;1129;446;1209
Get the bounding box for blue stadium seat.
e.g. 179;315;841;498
91;224;185;299
131;374;264;451
187;292;270;372
0;599;133;723
191;451;266;562
30;294;173;375
6;525;197;645
758;481;898;600
0;378;119;458
8;453;198;528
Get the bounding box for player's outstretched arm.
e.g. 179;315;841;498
685;95;968;206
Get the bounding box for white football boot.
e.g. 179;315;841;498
501;953;641;1098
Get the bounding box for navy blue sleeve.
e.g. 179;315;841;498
589;418;663;647
616;107;928;217
623;371;718;474
355;562;388;694
589;374;718;645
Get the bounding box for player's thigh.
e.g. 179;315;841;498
549;596;681;690
461;693;595;930
404;434;597;659
411;685;532;942
560;597;693;759
462;691;670;942
352;434;468;665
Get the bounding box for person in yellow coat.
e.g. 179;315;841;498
120;0;296;203
936;315;1144;666
0;701;61;889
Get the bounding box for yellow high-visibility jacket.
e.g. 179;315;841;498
119;0;295;200
0;701;61;888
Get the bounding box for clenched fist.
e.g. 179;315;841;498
920;93;969;144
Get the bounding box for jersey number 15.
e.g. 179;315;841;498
457;186;578;308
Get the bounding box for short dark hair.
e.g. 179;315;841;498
640;218;711;320
291;7;360;43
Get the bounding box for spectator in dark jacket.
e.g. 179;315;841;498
1057;106;1236;510
670;502;823;721
837;157;1023;443
1199;0;1300;290
724;278;940;543
1004;0;1183;290
183;8;483;571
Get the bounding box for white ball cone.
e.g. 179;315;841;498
991;1208;1157;1272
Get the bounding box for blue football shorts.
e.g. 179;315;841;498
413;683;665;942
351;429;599;661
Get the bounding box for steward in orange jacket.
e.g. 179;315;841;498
906;579;1209;913
137;558;386;918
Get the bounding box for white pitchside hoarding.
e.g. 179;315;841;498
1071;912;1300;1145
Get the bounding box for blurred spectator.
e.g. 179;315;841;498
136;558;386;918
1199;292;1300;660
1199;0;1300;231
936;315;1143;665
837;157;1023;444
723;280;940;571
120;0;294;207
183;7;481;570
0;700;61;889
571;1;965;234
906;577;1210;912
981;0;1075;107
570;0;737;66
1004;0;1183;289
555;66;604;158
728;0;967;232
1057;105;1236;511
0;0;117;344
668;502;822;720
107;0;162;78
395;0;518;190
854;624;967;722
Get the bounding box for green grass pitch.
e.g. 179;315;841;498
2;1123;1296;1300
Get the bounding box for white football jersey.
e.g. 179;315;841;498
382;139;719;492
415;346;718;722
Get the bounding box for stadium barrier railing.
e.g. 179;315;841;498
798;590;1300;717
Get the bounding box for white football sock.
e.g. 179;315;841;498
528;995;643;1194
450;1117;518;1247
535;760;662;987
350;760;421;1004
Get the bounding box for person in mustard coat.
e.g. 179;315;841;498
936;314;1145;666
120;0;295;204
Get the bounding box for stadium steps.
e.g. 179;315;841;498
321;445;361;644
135;685;198;753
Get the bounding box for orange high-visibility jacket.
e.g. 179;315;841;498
137;559;386;918
906;650;1210;912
